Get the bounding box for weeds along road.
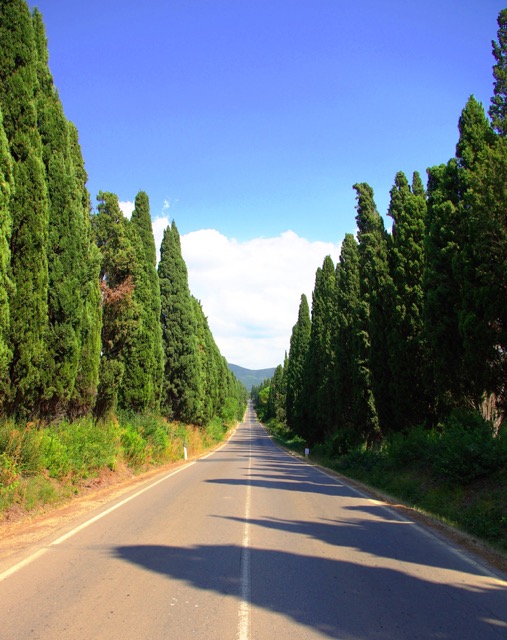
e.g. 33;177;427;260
0;402;506;639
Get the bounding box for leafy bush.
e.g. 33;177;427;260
434;410;501;484
0;452;21;507
385;427;439;470
120;425;148;468
206;417;226;443
42;418;120;480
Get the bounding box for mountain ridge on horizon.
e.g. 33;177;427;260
227;363;276;390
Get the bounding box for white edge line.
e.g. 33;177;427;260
0;426;241;583
0;460;200;582
261;423;507;587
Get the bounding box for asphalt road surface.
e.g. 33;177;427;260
0;403;506;639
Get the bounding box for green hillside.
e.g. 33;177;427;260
228;363;276;391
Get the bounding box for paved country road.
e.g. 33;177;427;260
0;403;506;639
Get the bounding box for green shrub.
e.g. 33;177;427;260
206;417;226;443
120;425;148;468
0;452;21;508
385;427;438;470
42;418;120;481
434;411;500;484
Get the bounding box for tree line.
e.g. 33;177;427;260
0;0;246;426
257;9;507;448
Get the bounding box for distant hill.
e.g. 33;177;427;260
228;363;276;390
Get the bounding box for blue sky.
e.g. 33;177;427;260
28;0;507;368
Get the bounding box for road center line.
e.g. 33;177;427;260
238;422;252;640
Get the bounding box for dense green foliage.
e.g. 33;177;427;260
0;2;245;433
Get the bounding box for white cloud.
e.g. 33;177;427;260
149;218;341;369
152;216;170;261
119;200;135;219
180;229;341;370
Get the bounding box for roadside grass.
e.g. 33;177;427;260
263;416;507;554
0;413;235;521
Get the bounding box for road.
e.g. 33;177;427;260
0;403;506;639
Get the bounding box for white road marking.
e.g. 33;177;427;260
238;420;252;640
0;461;197;583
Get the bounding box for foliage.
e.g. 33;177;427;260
158;222;203;423
120;191;164;413
285;294;311;434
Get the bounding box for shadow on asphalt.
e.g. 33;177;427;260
112;542;507;639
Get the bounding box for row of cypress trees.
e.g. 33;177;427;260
0;0;245;425
267;9;507;446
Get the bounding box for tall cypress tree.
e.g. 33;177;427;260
354;183;391;439
285;294;311;435
0;0;50;417
424;97;495;416
93;192;139;419
66;123;102;417
129;191;164;410
0;108;14;410
462;136;507;419
119;192;163;413
489;9;507;136
387;171;432;429
303;255;337;442
334;233;362;440
158;222;202;423
32;9;102;418
192;296;216;424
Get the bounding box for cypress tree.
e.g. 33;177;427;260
285;294;311;435
387;171;432;429
354;182;391;439
0;0;50;417
32;9;101;418
66;123;102;417
130;191;164;409
192;296;216;424
489;9;507;136
462;136;507;420
93;192;139;419
334;234;362;440
303;255;337;442
118;192;164;413
424;97;494;416
158;222;202;423
0;108;14;409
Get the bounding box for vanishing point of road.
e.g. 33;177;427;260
0;402;506;639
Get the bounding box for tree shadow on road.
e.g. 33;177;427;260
112;542;507;639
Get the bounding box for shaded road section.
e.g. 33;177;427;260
0;403;506;638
